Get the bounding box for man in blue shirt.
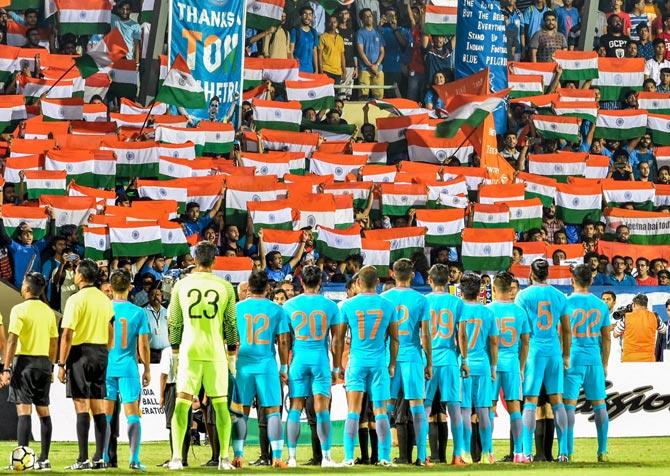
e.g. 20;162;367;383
290;6;320;73
42;235;66;305
379;8;410;99
112;1;141;63
181;194;224;237
608;255;636;286
523;0;551;51
144;288;169;363
356;8;385;99
554;0;580;37
259;229;307;282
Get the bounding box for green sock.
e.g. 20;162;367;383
171;398;191;461
211;397;232;460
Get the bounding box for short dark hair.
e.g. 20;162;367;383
662;67;670;75
185;202;200;212
460;272;481;300
493;271;514;293
636;256;650;266
357;265;378;289
637;22;650;34
543;10;556;21
428;264;449;286
392;258;414;282
359;7;372;20
531;259;550;282
300;5;314;14
194;241;218;267
572;264;593;287
584;251;599;262
654;38;666;48
345;273;358;290
24;8;39;16
602;290;616;301
633;294;648;307
23;272;46;297
77;259;99;284
248;269;269;294
301;265;322;289
110;269;132;293
612;255;625;264
270;288;288;301
513;246;523;256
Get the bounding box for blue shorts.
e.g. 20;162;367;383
289;359;331;398
390;361;425;400
461;374;492;409
493;370;522;402
524;354;563;396
105;376;141;404
345;364;390;403
564;364;606;401
237;360;282;408
425;365;461;405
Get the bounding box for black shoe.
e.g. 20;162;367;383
501;455;514;462
158;460;170;467
251;457;271;466
305;458;322;466
393;457;409;465
91;459;108;470
201;459;218;467
34;460;51;471
534;454;547;462
65;460;91;470
354;457;371;465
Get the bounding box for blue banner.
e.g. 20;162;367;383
454;0;508;132
170;0;244;121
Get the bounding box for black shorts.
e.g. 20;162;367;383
359;392;375;425
66;344;108;399
9;355;52;406
164;383;176;429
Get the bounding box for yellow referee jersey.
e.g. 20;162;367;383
8;299;58;357
61;286;114;346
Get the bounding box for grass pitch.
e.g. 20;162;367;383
0;438;668;474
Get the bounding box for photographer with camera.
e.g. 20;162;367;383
613;295;668;362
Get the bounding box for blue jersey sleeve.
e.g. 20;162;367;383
278;307;290;335
489;308;499;337
138;308;151;335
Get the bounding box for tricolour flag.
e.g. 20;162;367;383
637;92;670;114
101;140;159;179
415;208;464;246
137;179;188;211
461;228;515;272
555;183;602;224
514;241;547;265
3;155;42;183
75;28;127;78
352;141;388;164
285;75;334;110
10;138;55;158
557;87;597;102
301;121;356;141
260;129;319;156
176;176;225;212
506;198;543;232
360;238;390;277
82;102;108;122
364;227;426;262
69;181;116;206
243;57;299;88
508;61;556;87
246;0;285;30
423;5;456;35
656;184;670;208
592;57;644;101
23;170;67;199
119;97;168;116
333;194;354;228
18;76;74;103
83;226;110;260
1;205;48;240
158;157;213;179
406;128;473;164
310;153;366;181
423;176;468;207
40;97;84;121
45;149;116;188
0;95;26;133
225;176;285;228
158;142;196;159
108;58;139;99
604;207;670;245
0;44;19;83
294;194;337;229
360;165;397;183
508;74;544;98
647;113;670;145
527;152;587;183
370;98;429;117
160;219;189;257
601;180;655;210
240;151;305;176
253;99;302;131
441;165;486;191
472;203;510;229
323;182;373;210
376;114;430;153
595;109;647;140
532;114;580;143
584;155;610;179
516;171;557;207
247;199;293;234
315;224;362;260
196;121;235;155
55;0;111;36
155;54;206;109
436;89;510;138
261;228;303;263
545;244;585;266
39;195;97;229
553;50;599;81
552;101;598;124
380;183;427;216
478;183;525;205
109;220;162;257
212;256;253;283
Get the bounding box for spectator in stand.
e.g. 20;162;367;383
355;0;380;28
263;14;290;59
356;8;385;99
636;257;658;285
638;161;652;182
585;252;608;285
379;7;410;98
423;35;452;87
609;151;635;181
145;287;169;363
656;14;670;60
609;0;631;36
290;6;320;73
319;14;346;84
658;269;670;285
645;0;662;27
181;194;224;237
657;67;670;92
131;273;155;307
503;0;524;59
600;14;630;58
629;0;649;41
615;225;631;243
523;0;552;53
338;7;358;99
614;294;667;362
637;23;654;60
423;72;446;111
625;256;636;276
644;39;670;84
651;257;668;276
406;3;426;101
284;0;307;30
657;166;670;184
555;0;579;37
259;229;307;282
609;255;637;286
448;262;463;285
601;290;616;317
112;0;141;64
542;205;564;243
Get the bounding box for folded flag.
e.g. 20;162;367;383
423;5;457;36
23;170;67;199
69;181;116;206
647;113;670;145
508;74;544;98
556;87;597;102
553;50;599;81
253;99;302;132
156;54;206;109
478;183;525;205
101;139;159;179
1;205;48;240
75;27;127;78
360;238;390;276
55;0;111;36
83;225;111;260
109;220;162;257
243;57;299;88
511;264;573;285
555;182;602;224
0;95;26;133
370;98;429;117
260;129;320;156
261;228;303;263
154;125;207;154
310;152;366;181
423;176;468;207
380;183;427;216
40;97;84;121
601;179;655;210
472;203;510;229
10;138;55;158
592;57;644;102
212;256;253;283
286;75;334;110
406;128;473;164
110;112;146;129
246;0;285;30
461;227;515;272
508;61;556;87
436;89;510;138
39;195;97;229
247;198;293;234
225;176;285;228
604;207;670;245
415;208;464;246
160;219;190;257
552;101;598;124
637;91;670;114
315;224;362;260
515;171;557;207
532;114;581;143
3;155;42;183
506;198;543;232
527;152;588;183
239;151;306;176
364;226;426;262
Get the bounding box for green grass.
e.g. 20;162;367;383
0;438;668;474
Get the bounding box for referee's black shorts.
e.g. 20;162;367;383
9;355;53;406
66;344;108;399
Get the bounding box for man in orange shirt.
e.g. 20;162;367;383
613;294;667;362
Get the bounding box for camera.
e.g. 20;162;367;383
612;303;633;321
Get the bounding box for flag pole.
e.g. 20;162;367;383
136;99;157;139
446;124;481;163
43;62;77;97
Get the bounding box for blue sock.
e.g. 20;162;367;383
565;404;576;457
489;408;496;437
410;404;428;463
286;409;301;459
552;403;568;456
232;415;248;458
343;412;360;461
102;415;112;463
461;408;472;456
510;411;523;455
593;404;609;456
374;413;391;462
446;403;462;457
267;412;283;461
127;415;141;465
316;410;332;456
522;403;537;457
476;408;492;454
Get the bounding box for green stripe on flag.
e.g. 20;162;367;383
436;109;489;138
594;125;646;141
203;141;233;154
85;246;110;261
109;82;138;100
525;191;554;208
111;239;163;257
595;85;640;102
462;256;511;272
315;241;359;261
423;24;456;36
509;217;542;232
26;188;65;200
67;173;115;189
425;233;461;247
74;55;100;79
59;23;110;36
556;206;601;224
246;13;282;30
560;68;599;81
225;209;248;229
255;120;300;132
117;164;159;180
162;242;190;258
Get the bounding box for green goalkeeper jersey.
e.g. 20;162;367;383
168;271;239;362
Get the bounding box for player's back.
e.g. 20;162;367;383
566;293;611;366
340;293;395;367
283;293;342;356
236;297;289;368
461;301;498;375
381;287;429;362
171;271;236;361
426;292;463;366
486;301;529;372
109;300;150;377
515;284;567;356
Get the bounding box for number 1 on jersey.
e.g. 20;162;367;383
355;309;383;340
244;313;270;345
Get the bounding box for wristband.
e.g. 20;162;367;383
280;364;288;373
331;367;341;375
2;368;11;374
57;362;65;368
491;365;497;371
461;358;469;366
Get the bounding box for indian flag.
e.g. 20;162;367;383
243;57;299;88
370;98;429;117
510;92;557;110
601;179;655;210
109;113;146;129
55;0;111;36
584;155;609;179
310;153;366;181
546;244;585;266
533;115;580;143
137;179;188;211
323;182;373;210
441;165;486;191
23;170;67;199
294;194;337;229
415;208;464;246
197;121;235;154
40;97;84;121
361;238;390;277
285;75;334;110
159;142;196;159
516;171;557;207
140;0;155;23
83;226;110;260
604;207;670;245
82;103;108;122
19;76;74;102
225;176;285;228
39;195;97;229
424;176;468;207
595;109;647;140
557;87;597;102
0;44;18;83
555;183;602;224
253;99;302;132
248;199;293;234
655;184;670;208
247;0;284;30
647;113;670;145
553;50;599;81
1;205;48;240
69;181;116;206
479;183;525;205
472;203;510;229
75;28;128;78
508;61;556;87
108;58;139;99
527;152;587;182
159;157;213;179
315;224;362;260
552;101;598;124
239;151;305;177
656;146;670;170
376;113;430;153
333;194;354;228
514;241;547;265
181;175;225;212
462;228;515;272
84;73;111;103
406;128;473;164
637;92;670;114
156;54;206;109
591;57;644;102
101;140;159;179
213;257;253;283
364;227;426;262
506;198;543;232
6;21;27;47
0;95;26;133
508;74;544;98
10;138;55;158
120;97;168;116
436;89;510;138
360;165;397;183
45;149;116;188
352;141;388;164
260;129;320;156
3;155;42;183
262;228;303;263
302;121;356;141
285;174;333;195
160;219;189;257
155;125;206;154
380;183;427;216
423;5;457;36
109;220;162;257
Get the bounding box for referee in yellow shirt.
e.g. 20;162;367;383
0;272;58;471
57;259;114;470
